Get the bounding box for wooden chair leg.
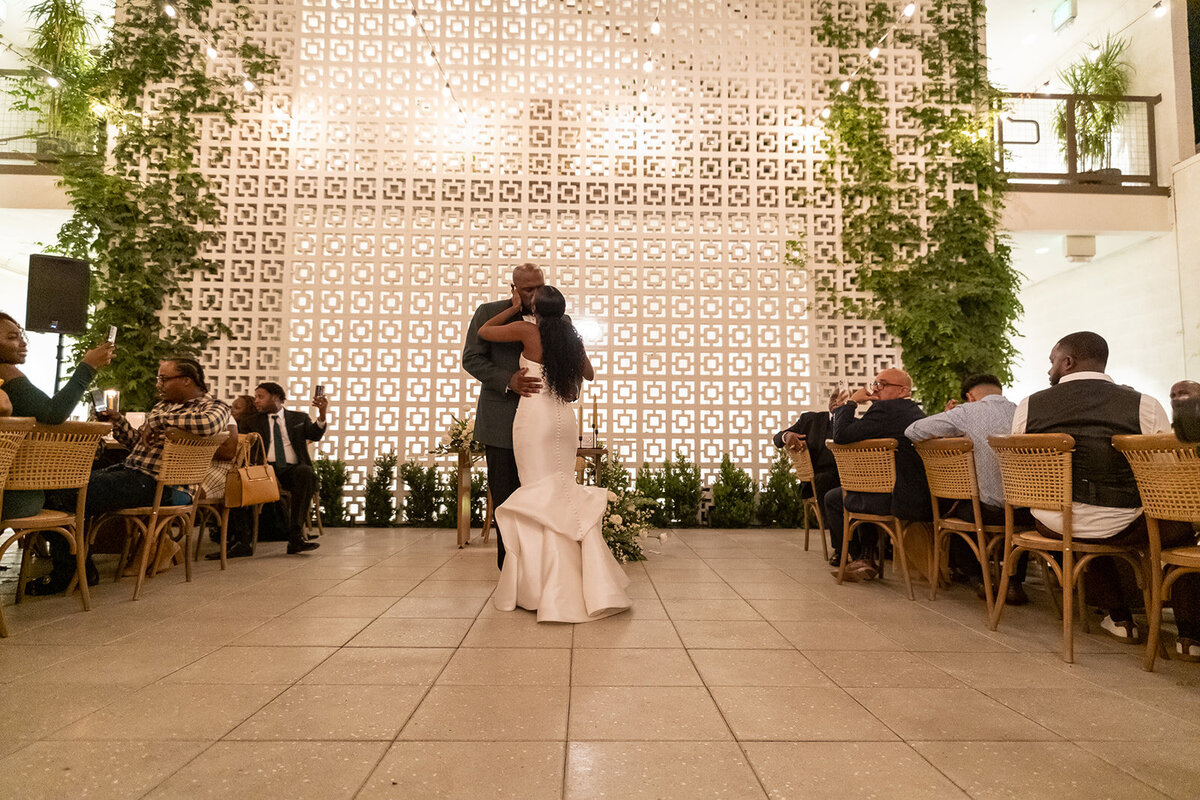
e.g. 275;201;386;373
217;508;230;570
131;518;158;601
72;528;91;612
891;522;915;601
976;533;996;622
481;489;494;544
802;496;811;550
15;535;34;605
1062;548;1075;663
835;519;854;584
812;499;828;560
250;505;261;554
929;529;942;602
989;544;1017;631
1145;566;1168;672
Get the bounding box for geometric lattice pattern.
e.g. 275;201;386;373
183;0;918;518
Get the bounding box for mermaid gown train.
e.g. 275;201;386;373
493;357;632;623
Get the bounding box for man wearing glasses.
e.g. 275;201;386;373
27;357;230;595
822;368;932;581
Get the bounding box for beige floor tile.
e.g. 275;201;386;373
113;615;277;649
621;599;671;619
0;644;91;681
772;619;903;651
690;649;833;687
400;685;568;740
407;580;498;598
144;740;388;799
299;647;453;685
913;741;1166;799
661;597;763;621
282;595;399;618
985;686;1200;740
192;591;308;617
644;568;722;583
249;577;345;597
232;615;373;646
353;565;440;582
710;686;898;741
347;617;473;648
745;598;858;622
654;582;742;600
43;643;214;688
320;578;421;597
438;647;570;685
744;741;968;800
569;686;731;740
1077;740;1200;800
624;579;660;599
0;740;209;800
49;683;284;741
164;645;336;684
805;651;964;688
674;620;793;649
359;741;565;800
381;595;488;618
728;579;813;600
566;741;766;799
0;683;132;739
572;619;683;648
1120;686;1200;723
571;648;703;686
921;651;1090;689
229;684;424;740
461;616;574;648
851;687;1058;741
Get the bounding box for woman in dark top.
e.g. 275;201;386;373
0;312;114;517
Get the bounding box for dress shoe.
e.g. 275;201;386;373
286;540;320;555
828;550;842;567
1176;637;1200;662
205;541;253;560
1005;583;1029;606
85;558;99;587
25;574;71;596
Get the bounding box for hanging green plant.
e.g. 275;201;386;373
813;0;1020;411
4;0;278;409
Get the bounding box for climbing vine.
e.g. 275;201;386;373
812;0;1020;410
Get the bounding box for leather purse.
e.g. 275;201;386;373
224;435;281;507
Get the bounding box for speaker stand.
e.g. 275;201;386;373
54;333;66;392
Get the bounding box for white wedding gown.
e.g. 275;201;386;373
493;357;632;623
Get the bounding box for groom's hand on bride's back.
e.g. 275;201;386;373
509;368;542;397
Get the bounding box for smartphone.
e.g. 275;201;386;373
107;325;117;344
90;389;107;415
314;384;325;399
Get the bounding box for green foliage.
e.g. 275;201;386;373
399;460;439;525
4;0;280;409
708;454;756;528
757;453;805;527
363;451;398;527
314;457;348;527
812;0;1020;411
637;452;702;527
635;462;669;527
1052;35;1132;171
432;466;488;527
599;451;648;563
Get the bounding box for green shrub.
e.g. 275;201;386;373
314;457;349;527
399;460;439;525
757;452;804;527
663;451;702;527
363;452;398;527
635;462;669;527
709;454;756;528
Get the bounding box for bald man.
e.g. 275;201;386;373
823;368;933;580
463;263;546;569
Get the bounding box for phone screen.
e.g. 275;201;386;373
107;326;117;343
314;384;325;399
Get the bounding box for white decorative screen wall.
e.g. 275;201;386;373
185;0;921;519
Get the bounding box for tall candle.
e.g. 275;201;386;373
592;398;597;429
578;402;584;439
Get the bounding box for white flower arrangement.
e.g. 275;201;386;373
431;413;485;456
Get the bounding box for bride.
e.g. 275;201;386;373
477;284;632;623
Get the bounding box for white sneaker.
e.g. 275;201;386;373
1099;615;1141;643
1176;638;1200;662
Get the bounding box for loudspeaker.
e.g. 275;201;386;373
26;254;90;335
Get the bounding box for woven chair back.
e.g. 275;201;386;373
914;438;979;501
158;431;228;487
828;438;898;494
987;433;1074;512
1113;434;1200;523
5;421;111;491
786;446;816;482
0;418;35;489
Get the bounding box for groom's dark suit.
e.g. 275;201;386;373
239;408;325;542
463;299;525;568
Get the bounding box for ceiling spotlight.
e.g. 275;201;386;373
242;78;256;91
44;75;61;88
650;17;661;35
901;3;915;18
206;44;219;59
868;46;880;59
163;3;177;18
1153;1;1166;18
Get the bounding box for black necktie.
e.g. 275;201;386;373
271;415;287;464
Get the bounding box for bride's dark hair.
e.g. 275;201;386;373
535;285;586;402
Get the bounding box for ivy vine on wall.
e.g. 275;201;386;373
810;0;1021;411
18;0;278;409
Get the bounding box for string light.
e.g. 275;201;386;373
408;9;418;27
44;75;61;88
838;80;850;92
206;44;219;60
163;3;177;18
242;78;256;91
902;2;915;17
1153;1;1165;17
868;46;880;59
650;16;661;35
642;57;654;73
406;0;468;117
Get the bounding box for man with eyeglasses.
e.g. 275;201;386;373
27;357;230;596
823;368;933;581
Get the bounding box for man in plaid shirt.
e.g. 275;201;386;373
26;357;230;596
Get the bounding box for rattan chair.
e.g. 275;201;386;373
787;445;829;559
914;437;1006;617
827;438;916;600
0;418;39;634
93;430;227;600
193;432;263;568
988;433;1150;663
1113;434;1200;671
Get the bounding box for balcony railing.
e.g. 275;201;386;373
996;92;1166;194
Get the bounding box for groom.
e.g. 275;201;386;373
462;263;546;568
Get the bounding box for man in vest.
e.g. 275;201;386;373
1013;331;1200;659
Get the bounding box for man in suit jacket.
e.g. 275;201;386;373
462;263;546;569
241;381;328;554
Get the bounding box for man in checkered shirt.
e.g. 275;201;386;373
26;357;230;596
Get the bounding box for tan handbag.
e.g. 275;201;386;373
224;434;280;507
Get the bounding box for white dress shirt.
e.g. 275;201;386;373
266;407;327;465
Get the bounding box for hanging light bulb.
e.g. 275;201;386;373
642;57;654;73
1153;1;1166;17
407;9;418;27
206;44;219;60
243;78;256;92
650;17;661;35
839;80;850;92
820;107;831;120
868;46;880;59
163;3;177;18
638;88;648;102
902;3;916;18
427;49;437;66
44;75;61;88
442;81;453;98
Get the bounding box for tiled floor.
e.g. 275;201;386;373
1;527;1199;799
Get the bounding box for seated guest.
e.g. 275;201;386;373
0;312;115;518
824;368;932;581
1171;380;1200;442
201;394;263;561
1014;331;1200;657
773;403;839;555
239;382;327;555
27;357;229;595
905;373;1029;605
